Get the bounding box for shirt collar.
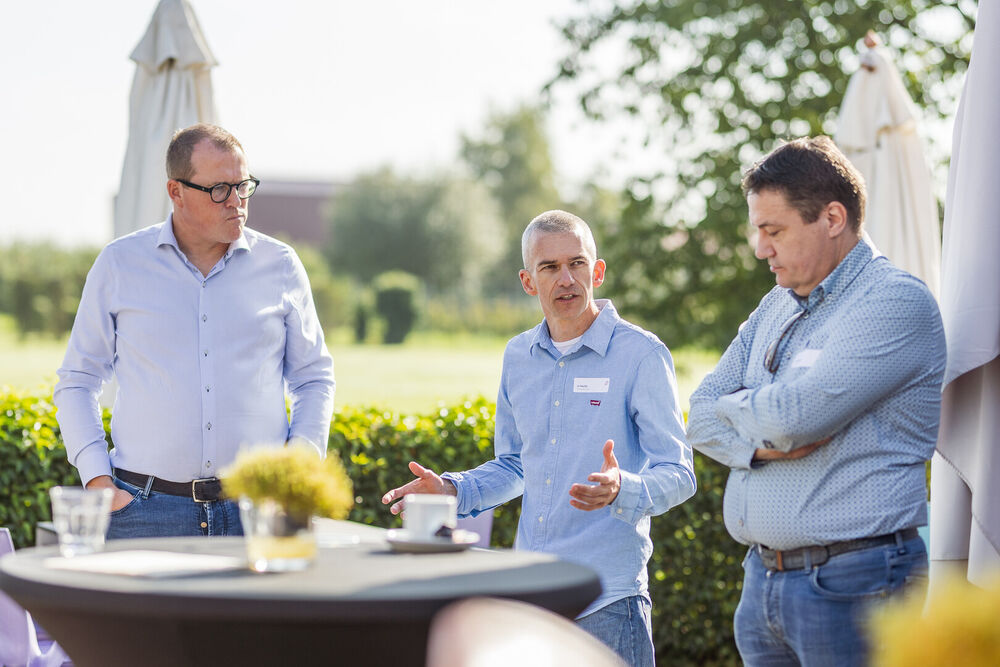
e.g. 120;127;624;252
796;237;877;309
530;299;619;358
156;214;181;250
156;213;251;258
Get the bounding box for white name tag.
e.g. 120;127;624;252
574;377;610;393
790;349;822;369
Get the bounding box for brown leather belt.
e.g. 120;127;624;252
757;528;920;571
114;468;225;503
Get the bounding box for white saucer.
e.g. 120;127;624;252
385;529;479;553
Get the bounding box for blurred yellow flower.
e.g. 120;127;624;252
872;575;1000;667
221;445;354;521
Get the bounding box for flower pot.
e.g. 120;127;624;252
239;497;317;572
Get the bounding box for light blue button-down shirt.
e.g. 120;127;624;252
443;300;696;616
688;239;945;550
54;218;335;485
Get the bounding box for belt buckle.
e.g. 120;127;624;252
191;477;217;503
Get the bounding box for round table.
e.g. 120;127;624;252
0;527;600;667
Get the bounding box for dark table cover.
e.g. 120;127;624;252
0;533;600;667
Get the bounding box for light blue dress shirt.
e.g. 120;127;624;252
54;218;335;486
443;300;696;616
688;239;945;550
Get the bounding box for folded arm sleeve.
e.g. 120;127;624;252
687;313;759;470
715;283;943;451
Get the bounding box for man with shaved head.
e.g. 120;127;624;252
383;210;696;666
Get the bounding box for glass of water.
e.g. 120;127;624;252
48;486;113;557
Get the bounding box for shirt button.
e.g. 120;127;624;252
205;385;211;393
538;516;544;523
206;461;212;468
546;479;551;485
206;422;212;431
559;361;565;367
202;281;207;288
202;314;207;322
554;400;560;407
551;438;556;445
203;350;209;357
617;508;623;515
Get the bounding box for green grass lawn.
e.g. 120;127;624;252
0;319;718;414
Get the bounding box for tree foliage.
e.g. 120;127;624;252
325;168;502;294
461;106;565;291
550;0;975;349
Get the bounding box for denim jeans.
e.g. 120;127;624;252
107;475;243;539
735;533;928;667
576;595;654;667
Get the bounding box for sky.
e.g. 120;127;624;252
1;0;634;247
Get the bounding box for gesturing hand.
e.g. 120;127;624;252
381;461;456;516
569;439;621;511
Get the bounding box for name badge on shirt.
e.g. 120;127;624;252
574;377;610;393
790;349;822;369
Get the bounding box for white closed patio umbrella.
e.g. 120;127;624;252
834;33;941;298
932;2;1000;589
114;0;217;238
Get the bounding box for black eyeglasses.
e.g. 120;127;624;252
763;309;805;373
177;176;259;203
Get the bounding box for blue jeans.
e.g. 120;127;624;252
735;534;928;667
576;595;654;667
107;476;243;539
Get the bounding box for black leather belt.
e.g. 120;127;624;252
114;468;225;503
757;527;920;571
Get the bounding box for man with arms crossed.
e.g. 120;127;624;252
55;124;335;538
382;210;696;666
688;137;945;666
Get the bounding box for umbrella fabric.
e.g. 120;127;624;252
835;45;941;297
113;0;217;239
934;1;1000;587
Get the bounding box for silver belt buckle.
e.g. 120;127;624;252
191;477;216;502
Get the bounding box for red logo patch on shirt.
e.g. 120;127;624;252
590;399;601;406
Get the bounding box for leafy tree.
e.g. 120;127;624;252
460;106;565;289
325;168;502;294
549;0;975;349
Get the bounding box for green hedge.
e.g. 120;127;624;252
0;392;86;547
1;389;741;666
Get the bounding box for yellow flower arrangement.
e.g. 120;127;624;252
221;445;354;521
871;575;1000;666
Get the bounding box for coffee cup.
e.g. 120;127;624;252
403;494;457;540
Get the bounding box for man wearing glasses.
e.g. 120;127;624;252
55;124;335;538
687;137;945;667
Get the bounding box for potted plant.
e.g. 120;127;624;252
221;444;353;572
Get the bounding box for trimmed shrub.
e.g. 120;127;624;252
372;271;421;344
0;392;89;548
1;390;741;665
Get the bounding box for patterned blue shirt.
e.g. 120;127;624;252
688;239;945;550
55;218;335;486
443;300;696;616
